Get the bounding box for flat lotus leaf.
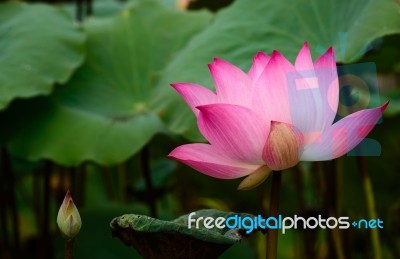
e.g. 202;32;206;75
110;209;257;258
62;0;170;18
62;0;129;18
0;3;85;110
155;0;400;141
5;1;212;165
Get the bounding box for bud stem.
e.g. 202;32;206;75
65;240;74;259
266;170;281;259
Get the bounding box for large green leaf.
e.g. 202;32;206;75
155;0;400;141
62;0;129;18
62;0;179;18
110;209;258;258
0;3;85;110
5;1;212;165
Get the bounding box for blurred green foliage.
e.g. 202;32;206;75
0;3;85;110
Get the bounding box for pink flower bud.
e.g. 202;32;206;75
57;190;81;240
263;121;304;171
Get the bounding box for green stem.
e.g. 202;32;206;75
77;164;86;207
85;0;93;16
323;160;345;259
140;147;157;218
342;84;380;258
0;148;10;256
32;168;41;258
357;156;382;259
76;0;83;22
266;171;281;259
118;163;128;203
42;162;52;259
1;147;20;258
102;167;116;201
293;165;314;258
65;240;74;259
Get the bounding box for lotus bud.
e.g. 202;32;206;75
57;190;81;241
263;121;304;171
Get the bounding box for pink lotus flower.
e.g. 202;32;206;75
168;43;388;190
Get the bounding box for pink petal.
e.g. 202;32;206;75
248;51;270;83
168;144;258;179
197;104;269;164
313;47;339;131
287;45;320;134
295;42;314;72
208;58;252;107
171;83;217;116
289;44;337;136
286;84;320;135
300;102;388;161
252;51;294;124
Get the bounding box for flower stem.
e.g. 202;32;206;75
140;146;157;218
342;82;381;258
41;162;53;259
118;163;128;203
102;166;116;201
266;171;282;259
76;0;83;22
65;240;74;259
85;0;93;16
357;156;382;259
